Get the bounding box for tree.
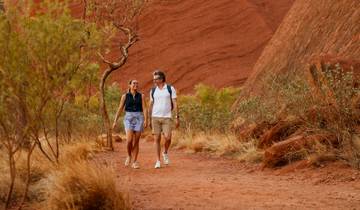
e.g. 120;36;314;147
0;1;102;208
84;0;146;150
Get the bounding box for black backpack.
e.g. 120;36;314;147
151;85;174;110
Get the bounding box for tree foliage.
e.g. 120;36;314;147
0;1;103;208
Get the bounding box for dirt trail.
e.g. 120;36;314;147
95;140;360;210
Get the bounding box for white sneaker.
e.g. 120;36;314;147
132;162;140;169
124;156;131;167
154;160;161;169
163;153;170;165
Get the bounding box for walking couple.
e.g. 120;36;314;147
112;70;180;169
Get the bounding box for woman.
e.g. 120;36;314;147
113;80;147;169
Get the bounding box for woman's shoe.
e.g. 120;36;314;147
124;156;131;167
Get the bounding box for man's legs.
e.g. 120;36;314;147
154;133;161;161
152;118;162;163
163;118;173;154
163;132;171;154
162;118;172;165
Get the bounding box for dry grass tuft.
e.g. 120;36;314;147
236;140;264;163
0;148;53;205
0;140;127;209
173;131;263;163
44;160;128;210
96;134;124;147
61;141;96;162
0;150;25;204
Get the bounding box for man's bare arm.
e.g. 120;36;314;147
172;98;180;128
172;98;179;117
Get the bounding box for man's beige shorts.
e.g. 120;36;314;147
152;117;172;136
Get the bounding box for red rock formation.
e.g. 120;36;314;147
11;0;293;93
106;0;294;93
243;0;360;95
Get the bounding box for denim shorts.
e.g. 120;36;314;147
124;112;144;132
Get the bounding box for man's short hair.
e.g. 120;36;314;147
153;70;166;82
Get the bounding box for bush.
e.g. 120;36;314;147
234;96;276;124
56;83;123;141
179;84;240;132
233;62;360;167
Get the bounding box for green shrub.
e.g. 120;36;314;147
179;84;240;132
57;83;123;139
234;96;276;123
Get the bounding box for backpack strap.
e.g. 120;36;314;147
167;85;174;110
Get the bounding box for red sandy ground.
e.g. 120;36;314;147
95;140;360;210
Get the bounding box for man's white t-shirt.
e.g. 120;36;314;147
150;84;177;118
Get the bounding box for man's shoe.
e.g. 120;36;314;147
132;162;140;169
154;160;161;169
124;156;131;167
163;153;170;165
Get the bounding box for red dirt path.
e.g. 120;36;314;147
95;140;360;210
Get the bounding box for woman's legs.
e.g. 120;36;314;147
132;131;141;162
126;129;134;159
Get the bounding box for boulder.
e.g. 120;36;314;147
258;119;303;149
263;133;337;168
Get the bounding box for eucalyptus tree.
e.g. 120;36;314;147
0;1;102;208
84;0;146;150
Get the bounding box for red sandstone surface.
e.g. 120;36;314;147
78;0;294;93
243;0;360;94
29;0;293;93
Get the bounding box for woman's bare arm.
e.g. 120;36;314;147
112;94;126;129
142;94;148;128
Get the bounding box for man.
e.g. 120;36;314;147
149;70;180;169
